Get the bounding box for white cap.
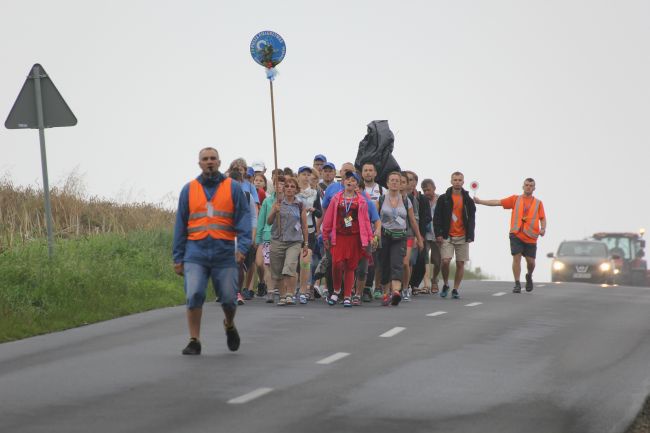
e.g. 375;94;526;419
251;160;266;172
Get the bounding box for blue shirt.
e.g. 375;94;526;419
241;180;260;204
172;173;252;268
321;182;380;223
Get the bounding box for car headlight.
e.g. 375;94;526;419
552;261;565;271
614;269;620;275
599;262;611;272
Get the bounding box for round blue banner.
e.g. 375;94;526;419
250;31;286;68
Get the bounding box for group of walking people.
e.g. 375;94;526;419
172;147;546;354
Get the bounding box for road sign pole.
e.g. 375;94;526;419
33;64;55;258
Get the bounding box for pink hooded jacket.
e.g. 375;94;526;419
322;191;374;247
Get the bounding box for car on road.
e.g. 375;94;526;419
548;240;616;284
592;231;649;286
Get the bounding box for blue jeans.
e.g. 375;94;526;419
184;262;238;310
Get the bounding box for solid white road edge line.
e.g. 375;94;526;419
465;302;483;307
316;352;350;365
380;327;406;338
493;292;507;297
426;311;447;317
228;387;274;404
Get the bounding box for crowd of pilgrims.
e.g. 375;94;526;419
227;154;443;308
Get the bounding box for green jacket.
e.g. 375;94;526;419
256;192;275;244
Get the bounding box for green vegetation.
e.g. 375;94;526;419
0;230;183;342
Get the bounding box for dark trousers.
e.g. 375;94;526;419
380;233;406;285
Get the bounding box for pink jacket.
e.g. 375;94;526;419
322;191;374;247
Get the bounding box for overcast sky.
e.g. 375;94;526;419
2;0;649;281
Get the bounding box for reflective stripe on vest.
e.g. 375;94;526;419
510;195;540;239
187;178;236;241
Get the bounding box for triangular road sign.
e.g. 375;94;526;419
5;64;77;129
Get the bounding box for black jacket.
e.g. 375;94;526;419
410;192;432;238
433;187;476;242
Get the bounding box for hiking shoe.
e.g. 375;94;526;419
299;294;308;304
374;290;383;300
223;321;240;352
525;274;534;292
451;289;460;299
391;290;402;306
257;282;268;297
362;288;372;303
237;293;245;305
243;289;254;300
513;281;522;293
382;293;390;306
352;295;361;306
440;284;450;298
328;292;339;306
343;297;352;307
182;338;201;355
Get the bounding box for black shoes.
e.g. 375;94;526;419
451;289;460;299
257;282;268;297
182;338;201;355
513;281;522;293
224;320;240;352
440;284;450;298
525;274;534;292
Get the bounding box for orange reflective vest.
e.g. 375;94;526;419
187;178;236;241
510;195;541;241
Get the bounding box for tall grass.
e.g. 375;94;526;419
0;173;174;252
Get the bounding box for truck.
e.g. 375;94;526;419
592;230;649;287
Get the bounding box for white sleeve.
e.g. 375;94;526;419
249;195;258;228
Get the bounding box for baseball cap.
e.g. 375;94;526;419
322;162;336;170
298;166;313;174
251;160;266;172
313;154;327;162
246;167;255;177
344;171;361;183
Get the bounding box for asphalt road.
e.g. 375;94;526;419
1;281;649;433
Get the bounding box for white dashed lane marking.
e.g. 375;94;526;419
537;284;546;287
465;302;483;307
493;292;507;297
228;387;274;404
426;311;447;317
316;352;350;365
380;327;406;338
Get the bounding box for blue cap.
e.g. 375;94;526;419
298;166;313;174
246;167;255;177
322;162;336;170
313;154;327;162
345;171;361;183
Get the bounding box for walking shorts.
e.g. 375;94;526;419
509;234;537;258
441;236;470;262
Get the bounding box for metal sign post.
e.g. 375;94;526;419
5;63;77;258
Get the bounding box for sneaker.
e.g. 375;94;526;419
451;289;460;299
243;289;254;301
265;293;274;303
182;338;201;355
352;295;361;306
257;281;268;297
391;290;402;306
313;285;322;299
299;294;308;304
343;297;352;307
286;295;296;305
237;293;245;305
382;293;390;306
223;321;240;352
328;292;339;306
403;288;411;302
513;281;522;293
440;284;450;298
362;288;372;303
374;290;383;300
525;274;534;292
